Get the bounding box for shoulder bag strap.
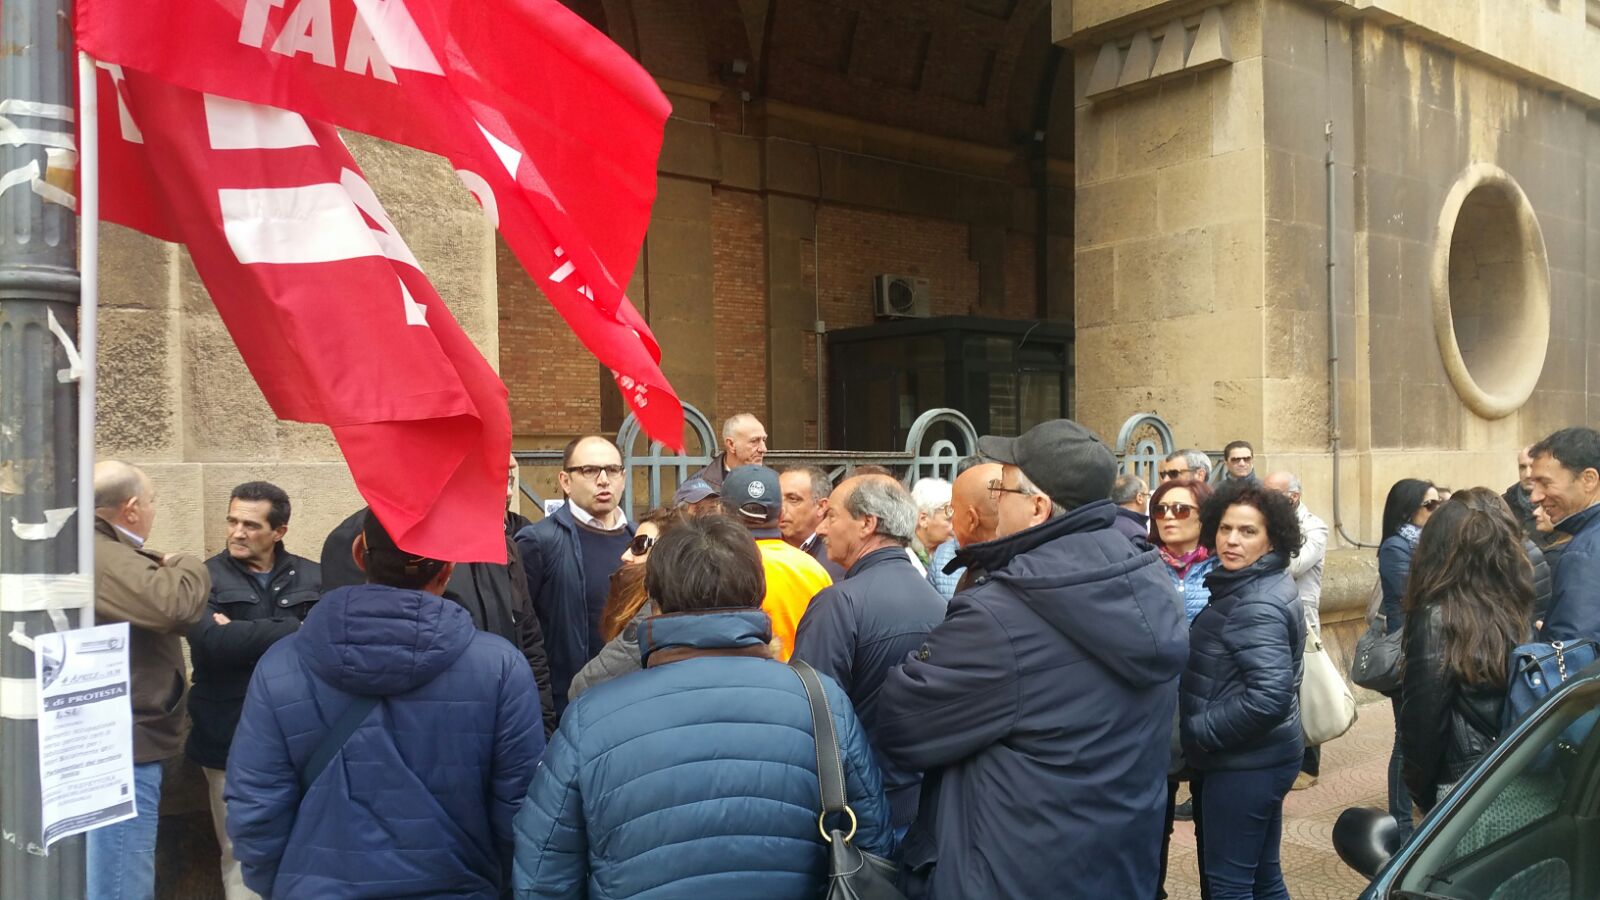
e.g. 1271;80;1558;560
300;693;381;792
790;659;849;817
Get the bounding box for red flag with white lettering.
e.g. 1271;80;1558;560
95;69;510;562
76;0;684;446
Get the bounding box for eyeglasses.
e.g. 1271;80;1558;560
1421;499;1442;511
627;533;655;556
987;479;1034;499
1158;469;1189;480
931;504;954;518
564;464;624;480
1153;502;1197;520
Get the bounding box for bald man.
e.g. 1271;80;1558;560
90;460;211;898
690;413;768;491
927;459;1003;598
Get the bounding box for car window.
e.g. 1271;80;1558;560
1396;679;1600;899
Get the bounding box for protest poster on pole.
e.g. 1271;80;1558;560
34;622;136;846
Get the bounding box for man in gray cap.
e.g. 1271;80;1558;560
876;419;1189;900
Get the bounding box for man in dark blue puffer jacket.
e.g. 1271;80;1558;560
876;419;1189;899
227;511;544;899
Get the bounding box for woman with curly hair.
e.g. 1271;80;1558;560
1180;481;1305;900
567;507;685;700
1398;493;1533;813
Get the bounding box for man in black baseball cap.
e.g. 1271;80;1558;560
876;419;1188;900
718;465;832;660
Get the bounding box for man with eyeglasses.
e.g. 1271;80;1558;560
1158;448;1212;484
876;419;1189;900
515;435;636;717
1110;472;1153;550
1213;440;1260;488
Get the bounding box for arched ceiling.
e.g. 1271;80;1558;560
577;0;1073;159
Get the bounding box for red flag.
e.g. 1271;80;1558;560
76;0;685;447
94;69;509;562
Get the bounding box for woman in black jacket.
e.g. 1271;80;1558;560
1398;494;1533;813
1377;477;1439;846
1180;482;1305;900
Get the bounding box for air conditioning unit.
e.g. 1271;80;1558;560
873;274;931;319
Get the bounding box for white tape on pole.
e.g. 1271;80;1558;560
0;675;38;720
0;573;94;613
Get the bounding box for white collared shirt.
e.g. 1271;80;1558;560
113;523;147;549
569;501;627;532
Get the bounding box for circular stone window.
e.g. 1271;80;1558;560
1432;164;1550;419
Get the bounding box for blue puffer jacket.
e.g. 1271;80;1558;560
226;584;544;899
512;609;892;900
1180;553;1305;772
1162;553;1218;623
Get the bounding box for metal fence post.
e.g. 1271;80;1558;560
0;0;90;895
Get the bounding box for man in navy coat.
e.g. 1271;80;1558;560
876;419;1189;899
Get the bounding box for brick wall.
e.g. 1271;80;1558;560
711;188;770;425
497;236;603;441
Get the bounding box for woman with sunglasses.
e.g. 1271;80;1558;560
1180;481;1305;900
567;508;685;700
1147;477;1215;898
1148;478;1217;623
1377;477;1439;848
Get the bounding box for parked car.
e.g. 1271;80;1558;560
1334;660;1600;899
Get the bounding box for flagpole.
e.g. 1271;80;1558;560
69;54;98;879
0;0;89;893
77;52;99;609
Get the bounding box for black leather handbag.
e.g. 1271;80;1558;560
790;660;908;900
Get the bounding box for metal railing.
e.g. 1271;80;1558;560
514;408;1187;518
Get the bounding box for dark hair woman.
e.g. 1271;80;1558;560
513;515;891;900
1149;478;1218;624
567;507;685;700
1450;487;1552;630
1397;498;1533;813
1378;477;1440;846
1180;482;1305;900
1148;476;1217;897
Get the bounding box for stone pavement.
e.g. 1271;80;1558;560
1164;699;1395;899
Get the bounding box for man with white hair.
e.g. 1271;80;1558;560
910;477;954;571
690;413;768;491
90;460;211;900
793;475;947;830
1264;470;1329;790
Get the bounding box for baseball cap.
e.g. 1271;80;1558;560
673;476;719;506
720;465;782;538
977;419;1116;512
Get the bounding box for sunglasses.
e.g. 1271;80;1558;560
1229;456;1252;464
1421;499;1443;512
1153;502;1197;520
1158;469;1189;480
627;533;656;556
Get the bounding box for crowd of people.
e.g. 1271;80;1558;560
81;418;1600;899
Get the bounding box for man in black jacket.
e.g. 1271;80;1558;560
322;506;556;735
791;475;946;830
189;481;320;900
876;419;1188;900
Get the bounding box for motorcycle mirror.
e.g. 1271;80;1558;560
1333;806;1398;879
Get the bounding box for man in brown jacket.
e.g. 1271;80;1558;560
90;460;210;900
